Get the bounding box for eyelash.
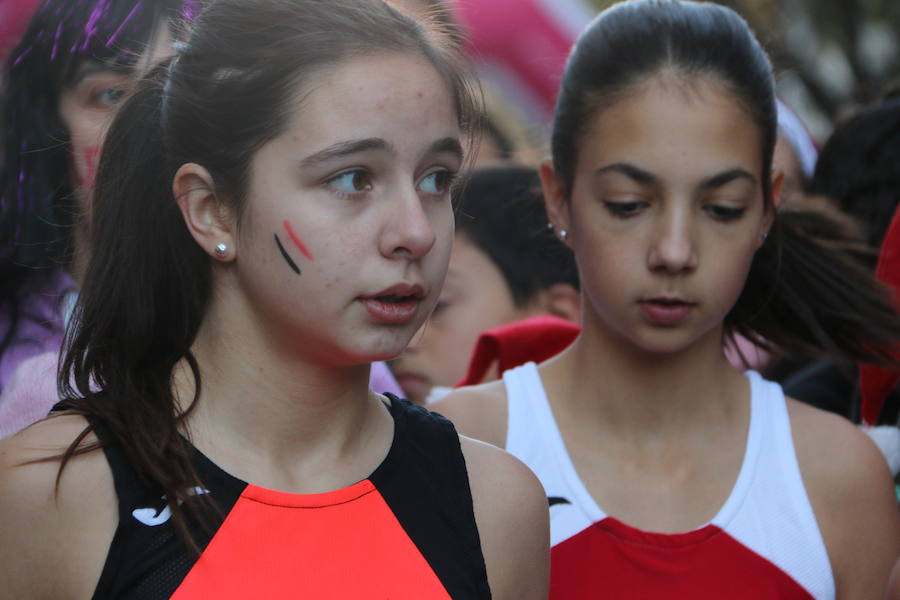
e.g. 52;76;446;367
90;86;128;108
603;201;647;218
703;205;745;222
603;201;746;222
324;167;458;200
325;169;373;198
418;168;458;197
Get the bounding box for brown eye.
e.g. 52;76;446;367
418;169;455;195
327;169;373;196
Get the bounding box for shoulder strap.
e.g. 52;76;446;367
372;395;492;599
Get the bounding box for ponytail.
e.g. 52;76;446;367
57;62;213;551
728;204;900;367
43;0;481;553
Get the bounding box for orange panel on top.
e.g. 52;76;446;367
172;480;450;600
171;480;452;599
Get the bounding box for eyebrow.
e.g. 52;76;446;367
71;60;132;84
428;137;465;163
594;162;758;190
300;138;394;167
299;136;464;168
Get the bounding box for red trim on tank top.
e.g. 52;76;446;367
240;479;376;509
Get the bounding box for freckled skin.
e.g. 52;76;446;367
227;52;460;365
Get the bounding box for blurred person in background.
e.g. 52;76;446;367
435;2;900;596
0;0;402;438
772;98;819;205
0;0;41;63
779;96;900;421
0;0;195;393
807;96;900;255
0;0;548;596
392;165;580;404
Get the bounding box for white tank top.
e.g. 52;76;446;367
504;362;835;599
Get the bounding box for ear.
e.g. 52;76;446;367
540;159;570;244
761;168;784;244
543;283;581;323
173;163;235;261
770;168;785;210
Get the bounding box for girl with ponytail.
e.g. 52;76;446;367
0;1;548;597
435;1;900;597
0;0;194;393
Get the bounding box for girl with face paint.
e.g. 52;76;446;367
434;1;900;597
0;1;548;597
0;0;404;437
0;0;193;393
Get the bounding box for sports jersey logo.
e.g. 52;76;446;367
132;486;210;526
548;496;572;507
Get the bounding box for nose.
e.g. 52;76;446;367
647;207;697;274
379;184;437;260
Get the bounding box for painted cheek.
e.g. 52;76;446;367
274;220;316;276
274;233;301;275
75;145;101;189
283;219;315;261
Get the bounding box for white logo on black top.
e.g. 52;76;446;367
132;486;210;526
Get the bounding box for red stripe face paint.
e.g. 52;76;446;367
283;220;315;261
84;146;100;189
74;145;101;189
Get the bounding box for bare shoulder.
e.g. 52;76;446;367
787;399;900;599
459;436;549;600
430;380;508;447
0;415;117;600
788;399;895;498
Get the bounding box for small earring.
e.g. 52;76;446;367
761;232;768;243
214;242;228;257
559;229;568;241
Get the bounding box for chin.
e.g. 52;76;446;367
351;335;413;364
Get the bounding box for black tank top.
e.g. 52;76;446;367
85;395;491;599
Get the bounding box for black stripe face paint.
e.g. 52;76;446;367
274;233;301;275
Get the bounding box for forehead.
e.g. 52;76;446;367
66;21;176;85
281;52;460;151
579;77;763;179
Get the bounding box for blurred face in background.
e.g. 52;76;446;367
56;24;174;277
391;233;547;404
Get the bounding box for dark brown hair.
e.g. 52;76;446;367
0;0;194;378
54;0;480;550
552;0;900;366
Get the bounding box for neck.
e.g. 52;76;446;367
174;287;385;490
543;310;746;437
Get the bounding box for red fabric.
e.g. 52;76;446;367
0;0;40;63
456;315;580;387
859;205;900;424
172;481;451;598
451;0;579;117
550;518;813;599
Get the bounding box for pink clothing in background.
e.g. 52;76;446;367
450;0;593;122
370;360;404;397
0;270;75;391
0;350;56;438
0;0;41;62
0;355;403;439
